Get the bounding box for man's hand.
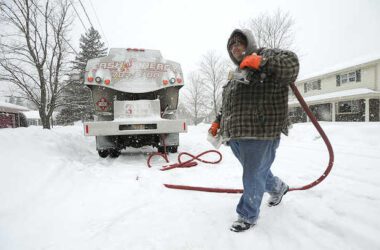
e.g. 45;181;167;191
240;53;262;70
208;122;220;137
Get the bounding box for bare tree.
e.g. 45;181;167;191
199;50;229;118
0;0;74;129
182;71;208;125
244;9;295;50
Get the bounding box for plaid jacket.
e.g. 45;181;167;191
216;47;299;141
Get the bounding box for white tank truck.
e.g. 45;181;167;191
83;48;187;158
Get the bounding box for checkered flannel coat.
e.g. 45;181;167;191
216;47;300;141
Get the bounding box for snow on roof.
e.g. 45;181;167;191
298;55;380;82
0;101;29;112
23;110;59;119
289;88;380;105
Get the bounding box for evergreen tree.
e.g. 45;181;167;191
57;27;107;125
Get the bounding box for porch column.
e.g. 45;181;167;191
331;102;336;122
365;98;370;122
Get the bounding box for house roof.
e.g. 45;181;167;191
289;88;380;106
298;56;380;82
0;101;29;113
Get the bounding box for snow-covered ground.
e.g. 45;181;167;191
1;122;380;250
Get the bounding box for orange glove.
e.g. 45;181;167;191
240;53;262;70
209;122;220;136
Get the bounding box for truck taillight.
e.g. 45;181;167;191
85;125;89;134
163;80;169;85
104;79;111;85
87;76;94;82
177;78;182;84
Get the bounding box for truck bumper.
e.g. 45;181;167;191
83;119;187;136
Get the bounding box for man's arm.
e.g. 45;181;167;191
260;49;300;85
240;48;300;85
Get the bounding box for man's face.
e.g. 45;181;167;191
230;41;246;62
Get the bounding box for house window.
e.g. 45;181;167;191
356;69;361;81
337;100;360;114
341;74;348;84
304;79;321;93
348;72;356;82
336;69;361;86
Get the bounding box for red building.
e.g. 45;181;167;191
0;101;29;128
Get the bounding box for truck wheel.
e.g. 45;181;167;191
109;149;121;158
98;149;109;158
158;146;178;153
157;146;166;154
168;146;178;153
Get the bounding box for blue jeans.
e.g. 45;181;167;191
229;138;284;224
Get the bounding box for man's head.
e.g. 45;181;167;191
228;33;247;62
227;29;258;66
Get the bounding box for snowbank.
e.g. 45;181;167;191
0;122;380;249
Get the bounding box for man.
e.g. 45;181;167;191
209;29;299;232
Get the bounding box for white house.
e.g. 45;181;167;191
289;57;380;122
23;110;59;126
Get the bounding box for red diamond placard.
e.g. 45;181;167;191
96;97;111;111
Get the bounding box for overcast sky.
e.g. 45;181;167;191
73;0;380;80
1;0;380;99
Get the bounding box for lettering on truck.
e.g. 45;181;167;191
97;60;178;72
88;60;181;81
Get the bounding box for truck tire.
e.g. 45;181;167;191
158;146;178;154
168;146;178;153
157;146;166;154
98;149;109;158
109;149;121;158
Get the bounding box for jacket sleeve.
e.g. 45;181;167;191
260;49;300;85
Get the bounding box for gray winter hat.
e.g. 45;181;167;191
227;32;247;50
227;29;258;65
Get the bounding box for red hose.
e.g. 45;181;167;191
164;184;242;193
161;82;334;193
148;150;222;170
148;135;171;168
162;150;222;170
288;82;334;191
147;152;169;168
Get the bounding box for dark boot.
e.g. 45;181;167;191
230;220;254;232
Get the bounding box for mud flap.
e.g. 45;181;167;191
161;133;179;146
96;136;116;150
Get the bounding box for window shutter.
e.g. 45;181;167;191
336;75;340;86
356;70;361;82
318;79;321;90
